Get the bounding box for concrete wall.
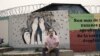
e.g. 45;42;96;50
8;10;70;48
8;14;30;48
0;19;8;44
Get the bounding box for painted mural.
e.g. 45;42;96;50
8;10;69;48
1;10;100;52
69;14;100;52
21;12;54;44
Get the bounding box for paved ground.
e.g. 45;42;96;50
1;47;100;56
2;50;73;56
74;51;100;56
3;51;100;56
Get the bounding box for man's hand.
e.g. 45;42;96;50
47;47;54;53
46;42;59;53
54;42;59;48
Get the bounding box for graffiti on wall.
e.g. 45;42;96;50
21;12;55;44
21;11;70;48
8;10;69;48
69;14;100;51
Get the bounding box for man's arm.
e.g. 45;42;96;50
47;42;59;53
44;42;47;47
55;36;59;48
45;42;50;49
55;42;59;48
44;42;52;53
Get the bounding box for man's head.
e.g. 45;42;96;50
49;29;54;37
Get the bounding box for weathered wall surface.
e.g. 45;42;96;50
8;10;70;48
0;17;8;44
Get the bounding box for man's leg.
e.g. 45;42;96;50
42;47;48;56
53;48;59;56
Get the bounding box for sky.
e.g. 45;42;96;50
0;0;100;10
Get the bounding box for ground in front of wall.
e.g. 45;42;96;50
74;51;100;56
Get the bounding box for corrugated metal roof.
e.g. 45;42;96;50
33;3;90;13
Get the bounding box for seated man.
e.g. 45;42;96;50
42;29;59;56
